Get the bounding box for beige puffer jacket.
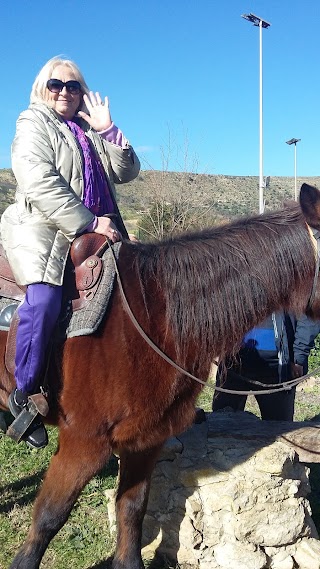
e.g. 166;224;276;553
0;103;140;286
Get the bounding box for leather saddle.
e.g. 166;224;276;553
64;232;109;310
0;233;110;375
0;244;26;302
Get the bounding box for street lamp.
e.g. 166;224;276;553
242;13;271;214
286;138;301;201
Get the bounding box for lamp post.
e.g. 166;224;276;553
286;138;301;201
242;13;271;214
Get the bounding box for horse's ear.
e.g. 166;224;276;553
299;183;320;229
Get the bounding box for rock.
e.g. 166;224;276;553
270;550;294;569
106;411;320;568
214;541;267;569
293;538;320;569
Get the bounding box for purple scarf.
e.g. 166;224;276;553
66;120;114;215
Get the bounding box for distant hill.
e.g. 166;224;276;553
1;168;320;223
0;169;16;217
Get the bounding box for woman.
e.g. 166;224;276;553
1;56;140;449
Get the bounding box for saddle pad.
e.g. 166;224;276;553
61;241;121;339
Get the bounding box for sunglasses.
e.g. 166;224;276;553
46;79;82;95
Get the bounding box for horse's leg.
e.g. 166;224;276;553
9;429;112;569
113;445;162;569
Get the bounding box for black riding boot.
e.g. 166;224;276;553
8;388;48;449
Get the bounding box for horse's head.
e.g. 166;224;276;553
300;183;320;230
299;183;320;318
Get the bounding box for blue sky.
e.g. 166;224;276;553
1;0;319;177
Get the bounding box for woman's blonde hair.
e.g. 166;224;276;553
30;56;90;111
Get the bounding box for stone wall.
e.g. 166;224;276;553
106;410;320;569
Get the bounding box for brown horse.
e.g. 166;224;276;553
2;182;320;569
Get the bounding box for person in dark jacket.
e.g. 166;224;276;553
212;312;320;421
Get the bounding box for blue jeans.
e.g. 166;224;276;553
15;283;63;393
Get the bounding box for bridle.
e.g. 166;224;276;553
306;226;320;313
107;233;320;396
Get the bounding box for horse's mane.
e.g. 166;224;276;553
131;204;315;367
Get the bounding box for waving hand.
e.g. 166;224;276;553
78;91;112;132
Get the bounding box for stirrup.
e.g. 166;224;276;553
7;393;49;443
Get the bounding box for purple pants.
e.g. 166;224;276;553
15;283;63;393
